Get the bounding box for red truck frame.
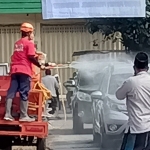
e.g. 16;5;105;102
0;75;48;150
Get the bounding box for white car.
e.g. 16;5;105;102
92;62;133;148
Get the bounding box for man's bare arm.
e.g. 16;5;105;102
116;79;131;100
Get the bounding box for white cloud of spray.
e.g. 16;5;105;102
69;52;135;148
70;52;137;93
70;52;134;77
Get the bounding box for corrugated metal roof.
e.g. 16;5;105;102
0;0;41;14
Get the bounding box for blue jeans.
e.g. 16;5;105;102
6;73;31;101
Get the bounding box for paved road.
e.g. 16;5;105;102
46;113;100;150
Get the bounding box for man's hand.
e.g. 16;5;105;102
45;66;52;69
51;63;56;66
48;62;56;67
41;65;53;70
40;65;45;70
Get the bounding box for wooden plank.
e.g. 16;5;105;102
0;0;41;2
0;9;41;14
0;3;41;9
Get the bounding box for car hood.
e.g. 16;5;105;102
78;85;99;92
106;94;126;105
106;94;127;112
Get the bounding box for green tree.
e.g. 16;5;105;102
86;0;150;51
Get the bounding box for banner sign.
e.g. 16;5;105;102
42;0;146;19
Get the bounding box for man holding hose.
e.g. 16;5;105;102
116;52;150;150
4;22;52;122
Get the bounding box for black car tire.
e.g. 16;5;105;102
37;138;46;150
0;136;12;150
73;104;84;134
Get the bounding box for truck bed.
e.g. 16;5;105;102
0;120;48;138
0;75;48;138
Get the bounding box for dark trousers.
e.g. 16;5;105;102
48;97;58;114
56;89;61;110
121;130;150;150
7;73;31;101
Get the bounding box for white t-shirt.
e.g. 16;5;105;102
116;71;150;133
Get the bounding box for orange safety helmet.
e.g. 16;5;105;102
20;22;34;32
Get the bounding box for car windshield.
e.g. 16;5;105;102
78;74;95;86
78;72;102;86
108;73;132;95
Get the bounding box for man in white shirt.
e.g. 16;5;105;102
116;52;150;150
42;69;60;119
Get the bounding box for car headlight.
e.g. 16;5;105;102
77;92;91;102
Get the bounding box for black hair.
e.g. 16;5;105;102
134;52;149;69
45;69;51;75
21;31;31;38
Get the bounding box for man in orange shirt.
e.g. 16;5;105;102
4;23;47;122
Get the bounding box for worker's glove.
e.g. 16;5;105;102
48;62;56;67
45;66;52;69
40;65;46;70
41;65;55;70
51;63;56;67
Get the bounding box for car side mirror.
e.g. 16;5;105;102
67;80;76;86
91;91;102;99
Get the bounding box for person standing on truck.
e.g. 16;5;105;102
4;22;49;122
42;69;60;119
116;52;150;150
